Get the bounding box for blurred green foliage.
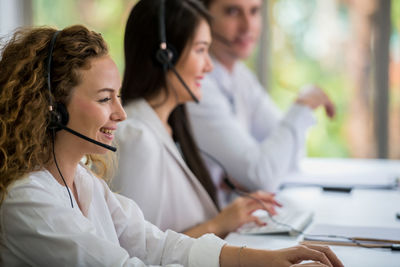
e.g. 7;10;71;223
262;0;351;157
33;0;136;73
34;0;398;158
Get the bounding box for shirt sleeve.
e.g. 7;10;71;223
1;178;226;267
187;74;315;192
107;191;226;267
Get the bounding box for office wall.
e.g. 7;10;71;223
0;0;32;40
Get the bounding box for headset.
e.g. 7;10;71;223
155;0;199;103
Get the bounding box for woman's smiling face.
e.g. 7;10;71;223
65;55;127;154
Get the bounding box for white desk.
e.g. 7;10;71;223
225;158;400;267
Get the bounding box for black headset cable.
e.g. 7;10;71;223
51;131;74;208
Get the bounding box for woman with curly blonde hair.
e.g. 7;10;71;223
0;25;112;203
0;24;342;267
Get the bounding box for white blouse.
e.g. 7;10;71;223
0;164;226;266
113;99;219;232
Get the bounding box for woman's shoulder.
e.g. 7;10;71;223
1;169;67;219
116;117;146;140
117;109;163;150
116;117;160;150
117;101;154;139
5;169;58;196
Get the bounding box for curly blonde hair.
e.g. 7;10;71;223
0;25;111;203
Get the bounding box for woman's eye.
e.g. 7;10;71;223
196;47;206;54
98;97;111;103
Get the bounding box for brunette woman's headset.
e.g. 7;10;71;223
155;0;199;103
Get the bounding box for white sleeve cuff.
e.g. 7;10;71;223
283;103;316;131
188;234;227;267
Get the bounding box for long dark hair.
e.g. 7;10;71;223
197;0;213;8
122;0;218;207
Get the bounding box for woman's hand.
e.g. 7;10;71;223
291;263;330;267
271;244;343;267
295;85;336;118
220;244;344;267
210;191;281;237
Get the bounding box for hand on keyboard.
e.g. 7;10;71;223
237;196;314;235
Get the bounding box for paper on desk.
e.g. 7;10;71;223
303;224;400;245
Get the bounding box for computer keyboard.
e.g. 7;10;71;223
237;197;314;236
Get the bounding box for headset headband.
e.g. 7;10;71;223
46;30;61;111
159;0;167;51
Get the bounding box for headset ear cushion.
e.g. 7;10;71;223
155;43;178;69
49;102;69;131
56;102;69;126
156;48;172;66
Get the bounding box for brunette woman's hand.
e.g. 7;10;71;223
210;190;281;237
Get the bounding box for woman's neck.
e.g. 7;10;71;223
46;138;84;189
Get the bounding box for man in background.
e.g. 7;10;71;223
187;0;335;205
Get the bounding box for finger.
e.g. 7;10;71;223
251;216;267;227
262;204;277;216
291;262;329;267
325;105;335;118
250;191;277;202
302;244;344;267
297;246;333;267
248;191;282;209
274;199;283;207
234;197;260;214
328;103;336;118
319;91;335;118
323;97;336;118
239;200;276;218
247;199;278;215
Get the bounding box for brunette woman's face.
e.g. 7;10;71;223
168;19;213;103
65;55;126;154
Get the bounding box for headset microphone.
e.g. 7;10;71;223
55;123;117;152
164;57;200;104
156;0;199;104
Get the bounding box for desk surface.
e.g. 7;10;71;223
225;158;400;267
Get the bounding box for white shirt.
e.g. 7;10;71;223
112;99;219;232
187;59;315;198
0;164;226;267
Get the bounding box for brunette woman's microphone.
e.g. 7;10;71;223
158;50;200;104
